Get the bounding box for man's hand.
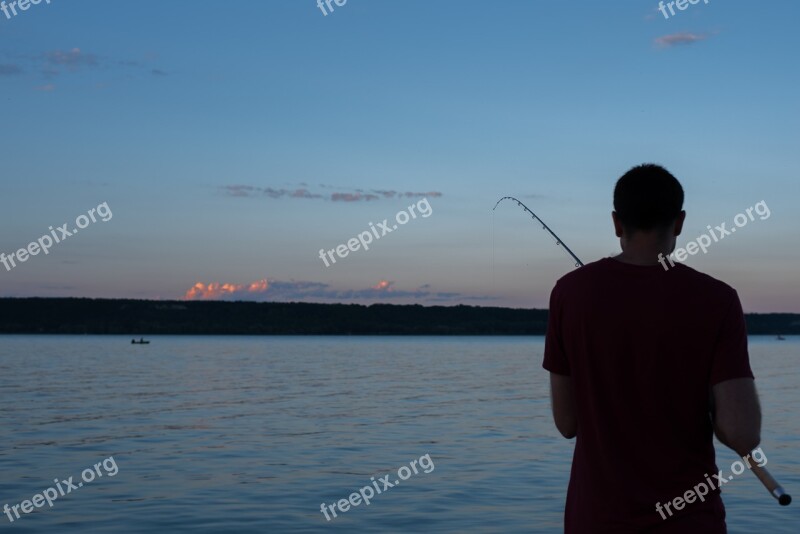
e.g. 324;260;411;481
712;377;761;457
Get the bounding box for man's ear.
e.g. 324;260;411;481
674;210;686;236
612;211;624;238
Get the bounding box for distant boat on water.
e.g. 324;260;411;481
131;338;150;344
776;334;786;340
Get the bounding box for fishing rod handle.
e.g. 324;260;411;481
750;464;792;506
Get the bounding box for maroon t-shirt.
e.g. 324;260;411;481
543;257;754;533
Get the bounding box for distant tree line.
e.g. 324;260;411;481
0;298;796;336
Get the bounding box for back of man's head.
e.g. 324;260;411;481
613;164;684;233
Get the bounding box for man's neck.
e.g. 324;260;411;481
613;251;663;266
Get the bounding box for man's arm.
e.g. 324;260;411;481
550;372;576;439
712;377;761;456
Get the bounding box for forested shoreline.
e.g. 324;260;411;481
0;298;797;336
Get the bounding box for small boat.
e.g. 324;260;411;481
776;334;786;341
131;338;150;344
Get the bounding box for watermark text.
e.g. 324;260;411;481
1;0;51;21
658;0;709;20
658;200;769;270
655;447;767;520
320;453;435;521
318;198;432;267
4;456;119;523
1;201;113;272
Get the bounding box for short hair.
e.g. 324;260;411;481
613;164;684;232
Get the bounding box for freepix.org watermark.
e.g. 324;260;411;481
1;0;51;21
657;0;709;20
655;448;767;520
1;201;113;272
318;198;432;268
658;200;770;271
317;0;347;17
320;453;435;521
4;456;119;523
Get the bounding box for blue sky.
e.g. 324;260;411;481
1;0;798;311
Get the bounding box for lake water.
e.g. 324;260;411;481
0;336;797;532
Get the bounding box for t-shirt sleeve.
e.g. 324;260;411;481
543;281;570;375
709;289;754;385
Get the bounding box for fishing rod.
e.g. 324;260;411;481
494;195;791;507
750;463;792;505
492;196;584;268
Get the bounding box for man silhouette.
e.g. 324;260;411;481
544;164;761;532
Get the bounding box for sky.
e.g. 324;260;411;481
0;0;798;312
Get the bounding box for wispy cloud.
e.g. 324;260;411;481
1;48;168;86
183;278;491;304
44;48;100;70
0;64;23;76
221;185;324;199
221;184;443;202
655;32;709;48
222;185;258;198
331;192;380;202
370;190;443;200
265;187;324;199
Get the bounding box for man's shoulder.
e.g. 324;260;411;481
552;257;622;294
553;257;609;285
670;263;739;299
552;257;739;301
